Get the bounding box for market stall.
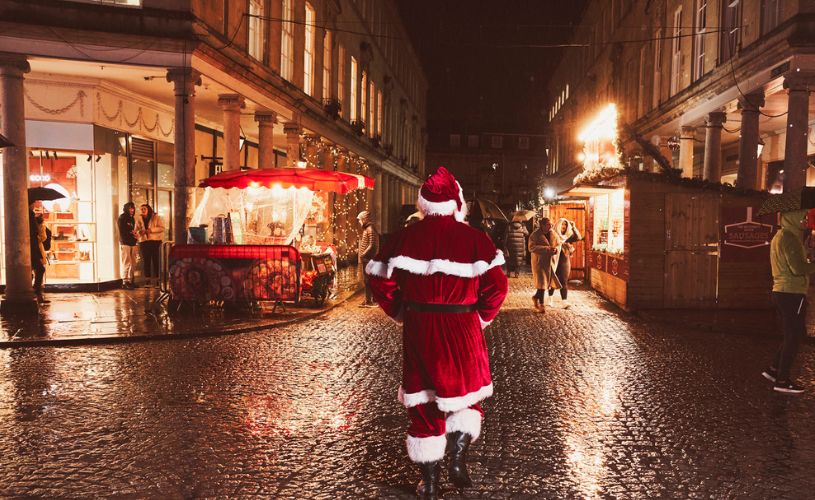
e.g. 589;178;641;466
562;173;773;311
167;167;374;307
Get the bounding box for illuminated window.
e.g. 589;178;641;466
592;190;625;254
350;57;358;121
248;0;264;62
338;44;346;115
368;80;376;136
518;136;530;150
376;90;383;136
323;30;332;99
491;136;503;149
280;0;294;81
361;71;368;124
653;28;662;108
304;2;316;95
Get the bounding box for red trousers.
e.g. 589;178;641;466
405;402;484;463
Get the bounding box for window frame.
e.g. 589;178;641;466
248;0;265;62
280;0;294;81
303;1;316;96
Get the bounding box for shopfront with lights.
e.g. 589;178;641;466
0;120;179;290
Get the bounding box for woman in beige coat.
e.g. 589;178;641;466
528;217;560;313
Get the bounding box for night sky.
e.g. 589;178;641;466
397;0;587;135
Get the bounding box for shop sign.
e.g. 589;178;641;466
721;207;775;261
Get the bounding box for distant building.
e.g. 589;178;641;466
426;131;547;211
546;0;814;194
0;0;426;298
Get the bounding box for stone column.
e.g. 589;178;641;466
254;110;277;169
374;169;383;231
283;121;302;167
703;112;726;183
269;0;282;74
736;92;765;191
0;54;36;314
678;126;695;178
335;151;348;256
783;75;812;191
304;134;320;167
166;68;202;246
218;94;245;172
293;0;306;90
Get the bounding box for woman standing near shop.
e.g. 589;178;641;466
548;218;582;309
138;204;165;287
528;217;560;313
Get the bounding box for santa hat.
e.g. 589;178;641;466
416;166;468;222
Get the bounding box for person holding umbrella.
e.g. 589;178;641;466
759;188;815;394
27;187;64;304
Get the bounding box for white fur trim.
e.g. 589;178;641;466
436;383;493;413
399;385;435;407
398;383;493;413
416;181;468;222
368;251;505;280
365;259;388;277
406;434;447;463
446;408;483;442
479;315;492;330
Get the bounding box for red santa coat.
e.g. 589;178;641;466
366;215;508;413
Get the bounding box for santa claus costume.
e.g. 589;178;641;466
366;167;508;498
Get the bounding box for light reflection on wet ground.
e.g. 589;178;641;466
0;274;814;497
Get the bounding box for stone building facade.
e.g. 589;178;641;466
0;0;426;306
426;131;547;212
546;0;815;194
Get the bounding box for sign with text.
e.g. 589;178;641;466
720;206;776;261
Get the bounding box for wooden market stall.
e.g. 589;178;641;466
562;172;774;312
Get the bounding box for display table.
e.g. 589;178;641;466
168;244;301;304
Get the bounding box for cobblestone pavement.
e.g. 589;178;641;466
1;274;815;498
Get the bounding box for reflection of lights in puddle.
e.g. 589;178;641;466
241;387;358;437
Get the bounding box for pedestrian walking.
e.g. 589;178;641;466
365;166;508;499
505;219;528;278
138;204;164;287
528;217;560;313
548;218;583;308
357;210;379;307
29;201;48;303
117;202;140;289
762;209;815;394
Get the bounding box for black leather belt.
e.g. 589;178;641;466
404;301;478;313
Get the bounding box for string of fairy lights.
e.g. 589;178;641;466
301;135;371;263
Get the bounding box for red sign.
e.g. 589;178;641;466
589;251;629;281
720;207;776;262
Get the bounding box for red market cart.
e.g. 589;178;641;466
167;167;372;309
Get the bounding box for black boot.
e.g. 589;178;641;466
416;461;441;499
447;431;473;488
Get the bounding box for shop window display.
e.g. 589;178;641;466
29;151;97;282
592;190;625;254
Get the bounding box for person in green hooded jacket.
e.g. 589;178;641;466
762;209;815;394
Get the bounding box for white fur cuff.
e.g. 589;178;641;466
436;383;494;413
446;408;483;442
479;314;492;330
406;434;447;463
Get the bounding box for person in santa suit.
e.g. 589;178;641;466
365;166;508;499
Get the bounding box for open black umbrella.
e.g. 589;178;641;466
0;133;14;149
28;187;67;203
756;187;815;216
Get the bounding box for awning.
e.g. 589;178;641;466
559;184;622;198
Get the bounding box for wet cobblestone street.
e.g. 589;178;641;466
2;275;815;498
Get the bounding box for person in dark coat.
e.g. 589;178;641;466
117;202;139;289
505;220;528;278
29;201;48;303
